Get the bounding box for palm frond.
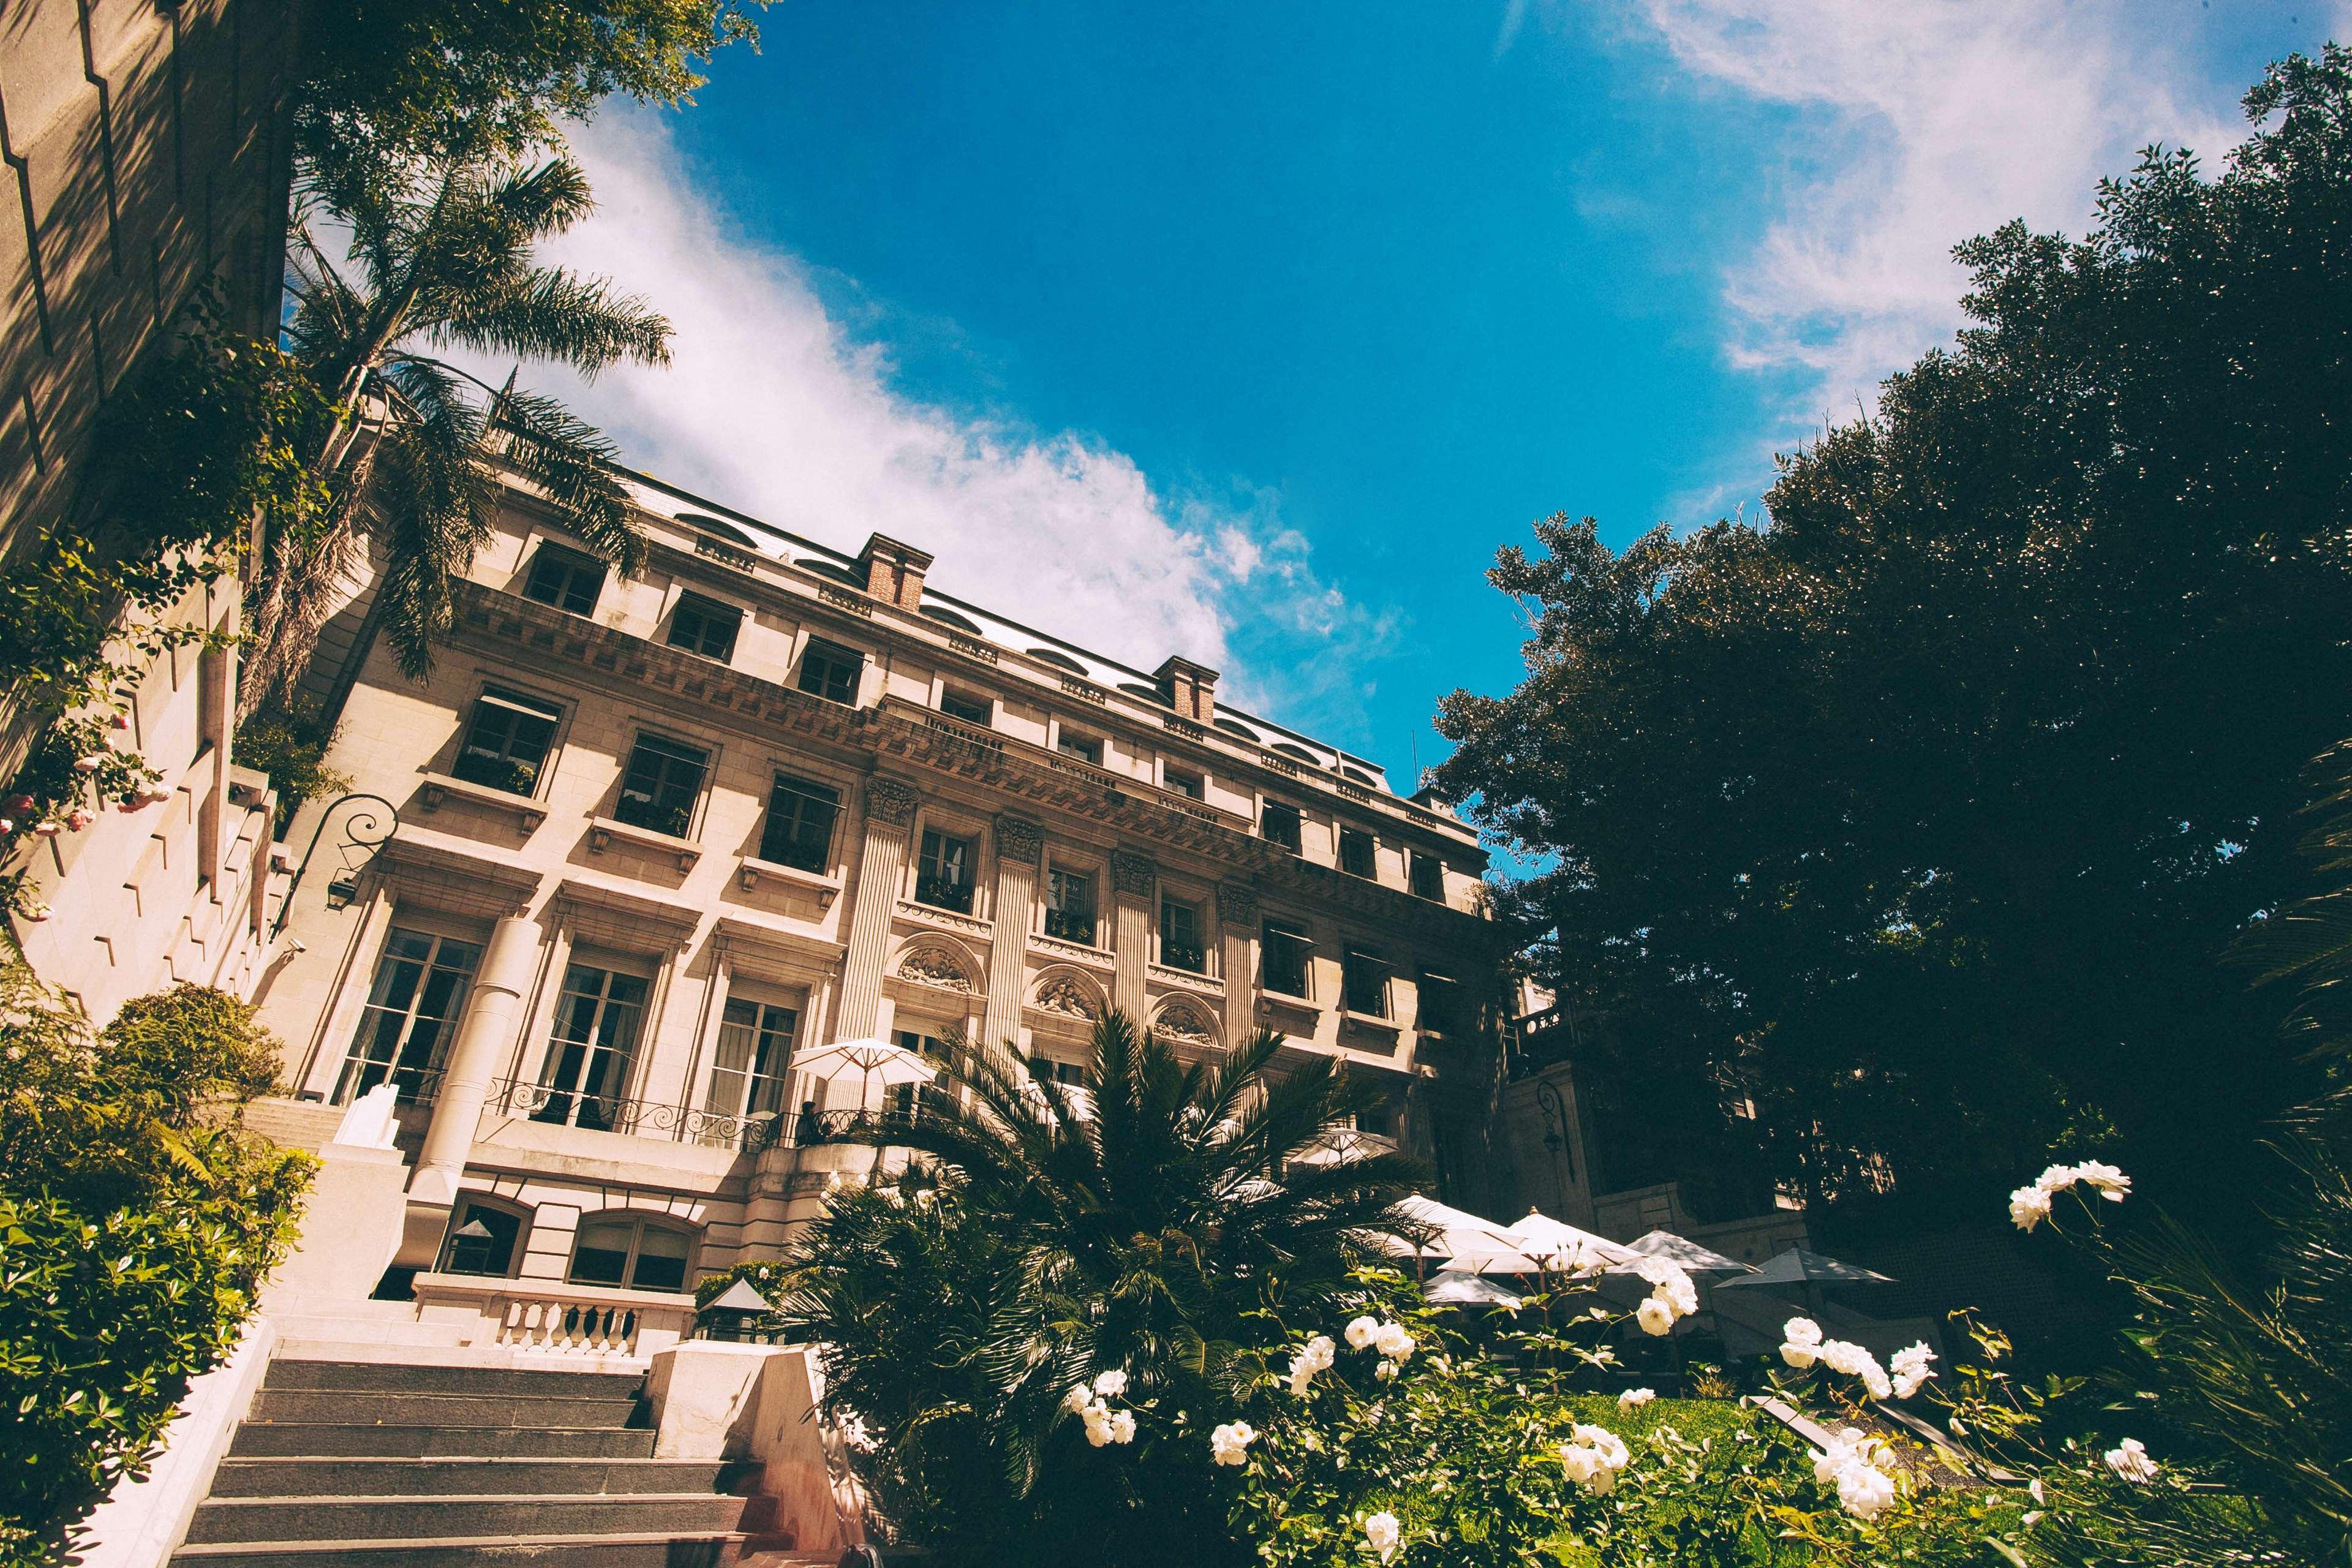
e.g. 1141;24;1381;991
437;267;673;378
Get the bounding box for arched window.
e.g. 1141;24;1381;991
920;603;984;634
567;1212;695;1294
438;1195;530;1278
1215;717;1262;742
1272;742;1321;765
1027;647;1088;675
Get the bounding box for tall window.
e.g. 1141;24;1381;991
439;1199;523;1277
797;638;862;704
1343;946;1391;1018
534;965;649;1132
1263;917;1313;999
1057;729;1101;765
666;593;742;661
940;688;991;725
1409;851;1444;901
336;929;480;1104
702;998;798;1146
1339;827;1376;879
1418;969;1462;1036
1045;866;1096;944
523;544;605;615
1159;895;1205;973
1261;800;1302;853
453;688;560;794
917;829;974;913
568;1213;692;1293
891;1030;956;1120
759;774;839;872
615;734;708;837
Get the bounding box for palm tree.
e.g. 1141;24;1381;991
240;156;670;714
778;1011;1422;1562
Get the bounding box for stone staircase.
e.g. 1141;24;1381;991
172;1357;803;1567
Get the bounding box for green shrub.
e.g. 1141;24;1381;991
0;970;312;1567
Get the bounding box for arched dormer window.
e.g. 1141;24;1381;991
567;1212;696;1294
1027;647;1089;676
439;1194;530;1278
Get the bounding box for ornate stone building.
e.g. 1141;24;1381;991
255;468;1509;1309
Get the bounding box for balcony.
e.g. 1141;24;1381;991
1044;906;1098;945
914;873;974;914
410;1272;696;1365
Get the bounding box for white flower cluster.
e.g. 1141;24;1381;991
1778;1319;1937;1403
1363;1510;1401;1561
1559;1422;1632;1494
1210;1420;1256;1467
1062;1368;1138;1447
1630;1257;1698;1338
2105;1437;2158;1484
2009;1159;2132;1233
1888;1342;1936;1401
1287;1333;1337;1396
1617;1387;1656;1410
1344;1314;1419;1381
1811;1428;1899;1520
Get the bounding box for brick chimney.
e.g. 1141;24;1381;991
1153;655;1220;723
856;533;935;611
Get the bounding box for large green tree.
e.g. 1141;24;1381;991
775;1012;1421;1566
241;156;670;712
1433;48;2352;1224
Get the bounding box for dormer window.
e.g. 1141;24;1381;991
523;543;605;616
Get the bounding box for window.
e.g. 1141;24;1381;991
1339;827;1376;879
1045;865;1097;944
1419;970;1462;1036
917;828;975;913
1263;917;1313;999
666;593;742;661
1164;767;1202;800
614;734;708;838
568;1213;693;1293
453;687;560;795
940;688;992;725
759;774;840;872
534;965;649;1132
1343;946;1391;1018
1031;1057;1085;1087
1160;895;1205;974
891;1030;956;1120
439;1199;524;1277
797;638;862;704
336;928;481;1105
701;998;798;1145
1057;729;1101;766
523;544;605;615
1261;800;1302;853
1410;851;1444;901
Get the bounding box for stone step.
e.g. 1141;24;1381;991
183;1494;748;1546
268;1320;470;1351
228;1424;658;1460
172;1530;747;1567
263;1360;644;1399
249;1389;642;1430
206;1456;748;1498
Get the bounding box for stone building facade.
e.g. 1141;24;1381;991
2;0;301;1022
256;470;1508;1309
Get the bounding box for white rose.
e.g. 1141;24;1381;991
2033;1162;2079;1194
1811;1430;1863;1485
1374;1321;1415;1360
1889;1342;1936;1400
1618;1387;1655;1409
1779;1341;1819;1370
1364;1510;1400;1560
1346;1315;1381;1351
1570;1423;1628;1469
2009;1183;2053;1232
1635;1297;1675;1336
1093;1368;1128;1398
1210;1422;1256;1466
1837;1460;1898;1520
1063;1384;1094;1415
1559;1442;1604;1487
2070;1160;2132;1200
1109;1409;1136;1444
1782;1317;1823;1348
2105;1438;2158;1484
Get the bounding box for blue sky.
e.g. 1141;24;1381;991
523;0;2331;793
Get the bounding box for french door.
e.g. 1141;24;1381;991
534;964;649;1132
336;929;481;1105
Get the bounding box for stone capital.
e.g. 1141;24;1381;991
1110;849;1157;899
993;814;1044;865
1217;880;1260;928
864;776;922;829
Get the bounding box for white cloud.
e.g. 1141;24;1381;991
1615;0;2250;459
494;110;1389;722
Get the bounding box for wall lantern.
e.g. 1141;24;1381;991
696;1277;779;1344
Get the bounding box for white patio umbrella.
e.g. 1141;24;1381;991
1506;1210;1642;1273
1423;1269;1525;1310
1440;1240;1548;1276
788;1035;937;1115
1393;1194;1520;1260
1624;1229;1754;1275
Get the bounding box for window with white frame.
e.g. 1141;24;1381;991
567;1212;693;1292
453;687;562;795
917;827;975;913
336;927;481;1105
533;964;650;1133
1045;865;1097;944
1159;894;1205;974
700;997;799;1146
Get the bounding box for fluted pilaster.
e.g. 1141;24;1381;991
984;814;1042;1048
1110;848;1155;1019
1218;879;1259;1048
835;777;921;1039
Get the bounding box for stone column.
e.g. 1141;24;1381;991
1218;880;1259;1048
1110;849;1156;1021
834;777;922;1040
399;911;542;1264
984;815;1042;1049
